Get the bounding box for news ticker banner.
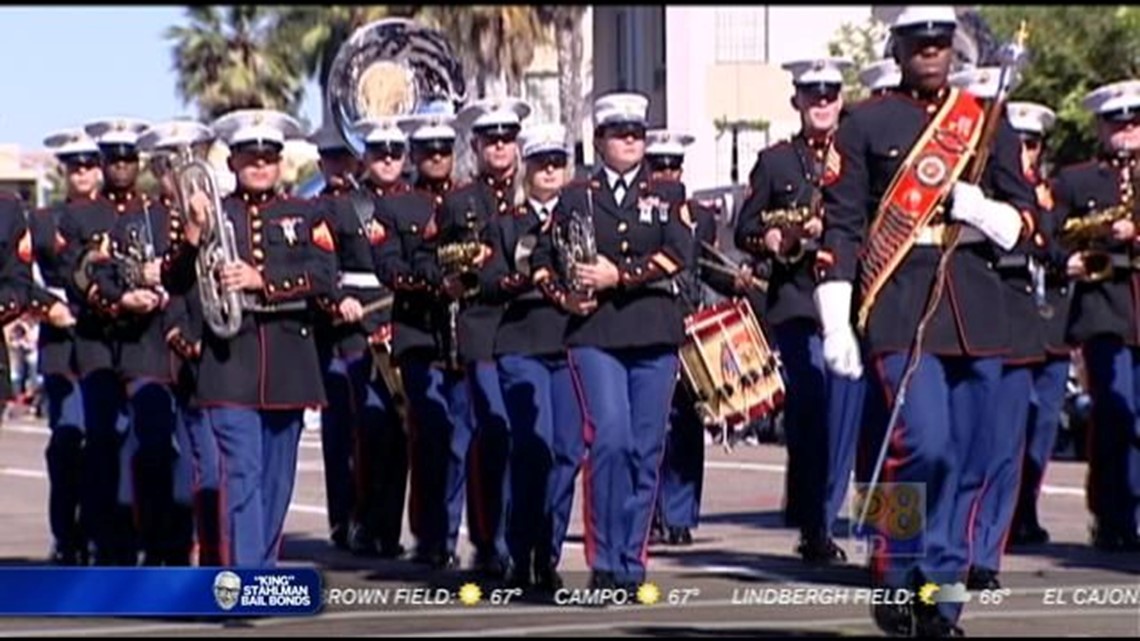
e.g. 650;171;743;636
0;568;320;616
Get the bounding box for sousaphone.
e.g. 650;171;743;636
326;17;468;158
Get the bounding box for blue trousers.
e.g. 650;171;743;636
872;352;1000;621
319;355;358;537
1081;337;1140;536
498;353;582;571
970;365;1033;572
204;407;303;568
352;352;408;550
43;373;86;555
569;345;678;584
774;320;865;535
656;386;704;530
1014;357;1069;533
180;403;221;565
117;379;191;564
78;369;127;564
403;359;469;557
464;361;511;561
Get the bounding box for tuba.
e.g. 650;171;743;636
326;17;468;157
171;146;247;339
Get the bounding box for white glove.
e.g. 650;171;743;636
813;281;864;380
949;181;1023;251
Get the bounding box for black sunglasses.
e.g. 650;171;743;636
67;159;101;171
480;131;519;146
411;142;454;158
797;85;842;104
648;157;683;172
366;144;406;161
528;153;569;169
604;123;647;140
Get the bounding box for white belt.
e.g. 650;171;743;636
912;224;986;247
47;287;68;304
339;272;381;289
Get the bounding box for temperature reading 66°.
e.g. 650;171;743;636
978;588;1011;606
491;588;523;605
668;588;700;606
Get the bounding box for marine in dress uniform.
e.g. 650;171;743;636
815;7;1036;635
437;98;532;576
734;57;862;564
31;129;98;565
1052;80;1140;551
643;130;739;548
57;117;151;565
858;58;902;98
531;92;691;590
373;107;466;569
314;117;407;558
483;122;578;591
306;121;365;551
1008;103;1070;548
176;109;335;568
956;89;1059;590
87;120;205;566
142;121;223;565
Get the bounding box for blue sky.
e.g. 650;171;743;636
0;7;322;151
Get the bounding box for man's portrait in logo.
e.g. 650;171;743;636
213;571;242;611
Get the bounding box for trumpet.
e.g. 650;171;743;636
1059;203;1131;283
437;200;484;300
760;205;814;264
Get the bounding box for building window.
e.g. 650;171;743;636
522;71;560;124
715;8;767;63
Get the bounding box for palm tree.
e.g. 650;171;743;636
167;6;306;122
271;5;402;101
536;7;588;157
415;5;549;99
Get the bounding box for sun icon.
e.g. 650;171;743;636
458;582;483;606
636;582;661;606
918;582;940;606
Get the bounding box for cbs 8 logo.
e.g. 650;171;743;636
849;483;926;558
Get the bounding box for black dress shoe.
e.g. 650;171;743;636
796;535;847;565
330;524;350;551
378;542;406;559
1091;524;1124;551
474;553;510;579
666;527;694;546
50;546;83;566
433;552;460;570
648;524;666;546
871;601;914;637
967;566;1001;591
1010;523;1050;546
913;601;965;637
533;563;564;593
504;564;532;590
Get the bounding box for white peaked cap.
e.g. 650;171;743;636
781;58;853;87
43;128;100;157
1006;102;1057;135
353;117;408;146
593;92;650;127
458;98;532;133
519;123;569;158
211;109;305;149
891;6;958;32
1082;80;1140;118
138;120;214;152
859;59;901;92
645;130;696;157
84;117;151;147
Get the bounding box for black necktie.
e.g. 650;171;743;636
613;177;627;204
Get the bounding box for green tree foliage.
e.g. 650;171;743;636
980;5;1140;168
828;19;890;103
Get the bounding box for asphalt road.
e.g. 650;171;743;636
0;413;1136;637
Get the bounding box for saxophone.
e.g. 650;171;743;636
172;148;248;339
760;205;814;264
1059;205;1132;283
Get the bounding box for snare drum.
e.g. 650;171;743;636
679;298;784;429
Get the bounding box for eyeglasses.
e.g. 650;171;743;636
366;145;405;161
798;86;842;104
238;150;281;164
480;132;519;146
67;160;100;172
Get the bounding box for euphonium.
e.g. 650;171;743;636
553;208;598;296
172;147;247;339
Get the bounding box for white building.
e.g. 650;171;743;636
522;5;879;193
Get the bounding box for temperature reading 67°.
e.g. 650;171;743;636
668;588;700;606
978;588;1011;606
491;588;523;606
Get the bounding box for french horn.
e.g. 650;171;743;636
326;17;468;158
